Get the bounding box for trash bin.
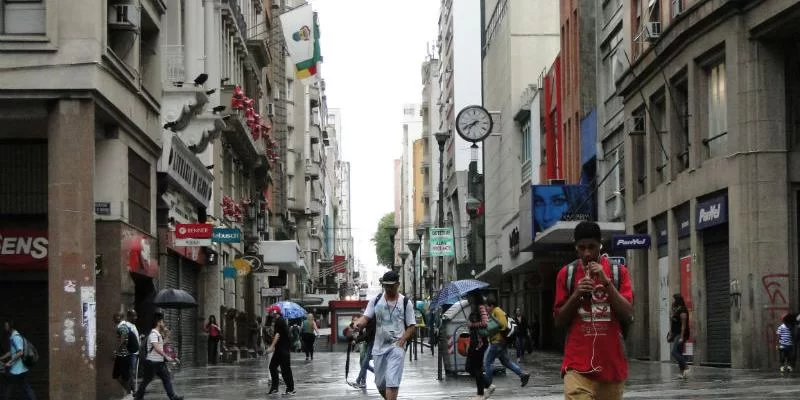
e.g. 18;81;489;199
439;300;505;376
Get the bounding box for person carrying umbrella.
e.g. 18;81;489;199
352;271;416;400
266;305;295;395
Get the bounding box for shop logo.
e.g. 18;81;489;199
0;234;48;260
615;237;647;247
698;204;721;223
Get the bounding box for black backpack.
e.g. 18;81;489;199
21;335;38;367
563;258;632;338
126;325;140;354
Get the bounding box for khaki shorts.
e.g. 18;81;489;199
564;370;624;400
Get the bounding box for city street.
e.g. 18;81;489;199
140;348;800;399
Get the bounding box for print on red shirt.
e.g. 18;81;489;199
553;256;633;383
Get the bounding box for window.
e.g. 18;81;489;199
651;94;668;186
631;107;647;197
1;0;45;35
286;126;295;150
672;77;690;173
139;12;159;97
603;132;624;220
705;61;727;159
286;78;294;101
404;107;415;116
128;149;151;232
521;120;532;164
287;176;295;201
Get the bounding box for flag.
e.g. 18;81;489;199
279;5;322;84
333;255;346;274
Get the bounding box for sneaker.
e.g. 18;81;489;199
358;382;367;389
268;388;280;395
486;384;496;395
780;366;787;373
520;373;531;387
788;366;794;372
283;389;296;395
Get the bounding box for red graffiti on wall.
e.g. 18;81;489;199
762;274;790;365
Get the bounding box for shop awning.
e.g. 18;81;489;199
526;221;625;252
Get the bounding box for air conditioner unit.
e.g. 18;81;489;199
644;22;661;40
671;0;684;18
267;103;275;117
108;4;140;29
271;0;281;9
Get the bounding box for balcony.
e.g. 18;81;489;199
219;86;266;165
246;26;270;68
309;84;320;108
305;159;320;180
306;198;322;216
310;124;321;144
221;0;248;47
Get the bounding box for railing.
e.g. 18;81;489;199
162;45;185;83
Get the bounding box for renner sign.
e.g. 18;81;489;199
0;229;48;268
611;234;651;250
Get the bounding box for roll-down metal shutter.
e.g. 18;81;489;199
178;260;199;366
703;225;731;365
164;253;180;358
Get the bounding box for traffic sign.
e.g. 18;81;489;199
175;223;213;239
212;228;241;243
429;227;455;257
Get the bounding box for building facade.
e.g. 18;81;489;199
617;0;800;369
420;57;442;291
437;0;483;282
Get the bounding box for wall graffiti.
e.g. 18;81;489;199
762;273;790;364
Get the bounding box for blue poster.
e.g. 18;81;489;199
532;184;595;234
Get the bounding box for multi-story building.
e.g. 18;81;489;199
0;0;168;397
398;104;423;294
420;57;442;291
437;0;483;282
412;137;426;298
616;0;800;369
479;0;560;314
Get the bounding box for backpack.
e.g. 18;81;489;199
125;325;140;354
373;293;410;329
564;258;632;338
21;335;38;368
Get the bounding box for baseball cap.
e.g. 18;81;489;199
380;271;400;285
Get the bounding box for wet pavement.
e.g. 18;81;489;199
137;347;800;399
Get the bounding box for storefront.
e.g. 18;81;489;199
697;193;730;366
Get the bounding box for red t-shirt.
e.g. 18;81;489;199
553;257;633;382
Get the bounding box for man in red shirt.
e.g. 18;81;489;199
553;221;634;399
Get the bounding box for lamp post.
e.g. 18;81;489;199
466;196;481;278
388;225;399;271
415;225;425;299
398;250;409;294
434;131;450;291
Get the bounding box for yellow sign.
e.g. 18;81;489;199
233;258;251;276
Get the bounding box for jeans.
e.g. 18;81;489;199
269;350;295;391
302;333;316;360
356;342;374;384
4;372;36;400
670;339;688;372
208;336;220;365
483;343;524;386
129;354;139;393
135;360;177;400
515;335;526;360
779;346;794;367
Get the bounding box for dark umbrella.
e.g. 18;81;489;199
153;288;198;309
345;341;352;383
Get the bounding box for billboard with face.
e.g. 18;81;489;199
532;184;595;234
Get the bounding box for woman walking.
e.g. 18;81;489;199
205;315;222;365
668;294;690;379
514;308;530;363
466;291;490;400
301;313;319;361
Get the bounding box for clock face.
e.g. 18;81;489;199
455;105;493;142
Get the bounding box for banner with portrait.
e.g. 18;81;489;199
531;184;595;234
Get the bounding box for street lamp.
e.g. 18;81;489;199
466;196;481;278
433;131;450;292
398;250;410;294
415;225;425;299
388;225;399;270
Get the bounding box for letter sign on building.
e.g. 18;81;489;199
696;195;728;230
611;234;651;250
0;229;48;269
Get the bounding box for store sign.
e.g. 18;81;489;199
260;287;282;297
0;229;48;268
159;134;213;207
429;227;455;257
676;206;691;238
611;234;651;250
161;230;207;264
175;223;213;239
212;228;241;243
262;265;280;277
126;234;158;277
696;195;728;230
94;202;111;215
175;238;211;247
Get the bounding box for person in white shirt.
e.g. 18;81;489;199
133;312;183;400
124;310;141;395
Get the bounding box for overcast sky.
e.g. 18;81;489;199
310;0;440;274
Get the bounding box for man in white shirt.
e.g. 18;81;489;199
133;312;183;400
353;271;416;400
124;310;141;395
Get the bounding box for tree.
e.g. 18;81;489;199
371;212;395;268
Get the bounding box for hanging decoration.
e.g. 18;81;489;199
221;195;243;222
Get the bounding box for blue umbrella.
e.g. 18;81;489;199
430;279;489;308
271;301;307;319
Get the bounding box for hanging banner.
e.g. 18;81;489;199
279;4;322;83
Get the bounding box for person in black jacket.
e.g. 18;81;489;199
266;306;295;395
513;308;530;363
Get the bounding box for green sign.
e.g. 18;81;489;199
429;227;454;257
